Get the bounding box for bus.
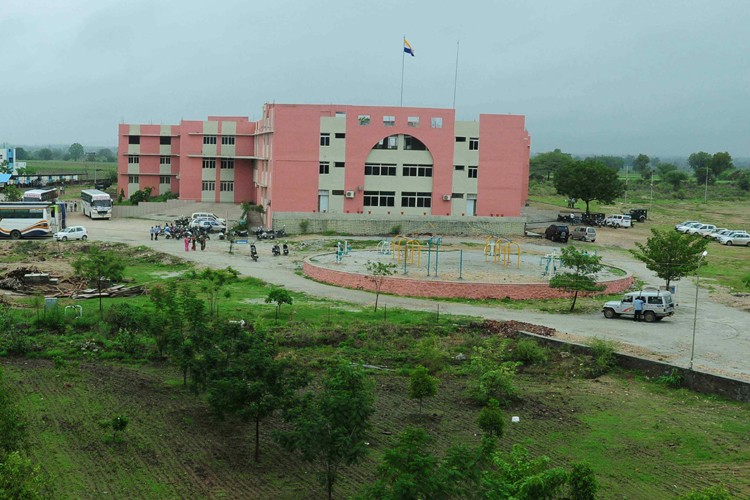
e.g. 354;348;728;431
81;189;112;220
23;188;59;203
0;202;54;240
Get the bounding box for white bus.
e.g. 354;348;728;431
81;189;112;220
0;202;54;240
23;188;59;203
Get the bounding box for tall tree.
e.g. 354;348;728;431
710;152;734;179
37;148;53;161
655;162;678;178
265;288;293;321
633;154;651;179
208;326;306;462
554;159;625;215
0;161;9;175
97;148;115;162
549;246;605;311
689;152;713;185
277;361;375;500
408;366;438;414
14;148;29;161
586;155;624;172
631;229;709;288
1;186;22;202
529;149;575;181
72;247;126;314
68;143;84;161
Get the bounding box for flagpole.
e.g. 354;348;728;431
400;36;405;107
452;41;460;109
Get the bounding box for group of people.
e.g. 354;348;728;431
65;201;78;212
183;233;207;252
148;224;208;251
566;197;577;208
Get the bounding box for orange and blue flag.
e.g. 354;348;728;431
404;39;415;56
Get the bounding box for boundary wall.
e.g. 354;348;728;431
303;255;634;300
274;212;526;237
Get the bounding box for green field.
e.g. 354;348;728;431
0;242;748;498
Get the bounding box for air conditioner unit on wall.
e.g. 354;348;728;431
345;191;355;198
442;194;451;201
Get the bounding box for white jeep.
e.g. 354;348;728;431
602;289;675;322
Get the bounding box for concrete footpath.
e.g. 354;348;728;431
84;213;750;382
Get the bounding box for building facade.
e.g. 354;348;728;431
117;104;530;224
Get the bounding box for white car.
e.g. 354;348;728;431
712;229;738;241
190;212;226;225
189;219;226;233
602;289;675;322
685;224;716;236
604;214;632;228
54;226;88;241
677;222;704;233
675;220;700;230
719;232;750;246
701;227;727;238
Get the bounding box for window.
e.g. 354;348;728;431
335;161;345;169
221;136;236;145
373;135;398;150
358;115;371;126
431;117;443;128
128;135;140;145
335;111;346;118
128;175;139;183
127;155;139;164
332;189;345;196
455;136;466;142
404;135;427;150
220;181;234;192
408;116;419;127
383;115;395;127
451;193;465;199
454;165;465;171
220;158;234;169
160;136;171;145
365;163;397;176
469;137;479;150
401;192;432;208
402;164;433;177
335;132;346;139
160;156;171;165
468;166;478;178
320;133;330;146
159;176;170;184
363;191;395;207
203;135;217;145
202;158;216;169
202;181;216;191
319;162;330;174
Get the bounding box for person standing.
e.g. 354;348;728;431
633;296;644;322
150;226;154;240
184;235;190;251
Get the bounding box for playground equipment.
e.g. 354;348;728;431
335;240;351;262
64;305;83;318
502;241;521;269
541;252;562;277
405;239;421;266
377;239;392;255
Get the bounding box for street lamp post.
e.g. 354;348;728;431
689;250;709;370
704;164;709;203
649;169;654;215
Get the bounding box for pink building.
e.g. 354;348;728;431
117;104;530;225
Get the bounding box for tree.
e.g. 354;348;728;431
37;148;53;161
0;161;9;175
549;246;605;311
586;155;624;172
631;229;709;288
554;159;625;215
0;451;48;499
97;148;115;162
72;247;126;314
689;152;713;185
529;149;575;181
656;162;678;178
265;288;293;321
208;327;306;462
277;361;375;500
14;148;29;161
633;154;651;179
711;152;734;180
569;461;598;500
663;170;689;189
192;267;238;319
68;143;84;161
408;366;438;414
365;261;397;312
477;398;505;439
2;186;22;202
736;170;750;192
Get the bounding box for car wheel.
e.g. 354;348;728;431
726;241;733;246
640;216;646;222
81;235;87;241
615;224;620;228
643;311;656;323
10;230;21;240
62;236;68;241
603;308;616;319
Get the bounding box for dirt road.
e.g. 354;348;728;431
81;212;750;382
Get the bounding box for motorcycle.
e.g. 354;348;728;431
282;243;289;256
255;227;275;240
272;244;281;256
250;244;259;262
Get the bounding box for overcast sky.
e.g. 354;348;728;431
1;0;748;157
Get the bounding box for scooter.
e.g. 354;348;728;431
282;243;289;256
272;244;281;256
250;244;259;262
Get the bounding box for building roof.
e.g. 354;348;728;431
0;174;12;183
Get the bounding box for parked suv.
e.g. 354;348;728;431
628;208;648;222
191;212;226;225
570;226;597;242
604;214;632;228
544;224;570;243
602;289;675;322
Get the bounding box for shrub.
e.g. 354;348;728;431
104;303;150;336
569;461;598;500
33;307;66;335
390;224;402;235
587;338;618;377
113;329;146;357
511;338;549;366
299;220;310;234
655;369;684;389
680;484;731;500
467;362;519;404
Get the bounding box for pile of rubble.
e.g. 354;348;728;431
0;266;146;299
